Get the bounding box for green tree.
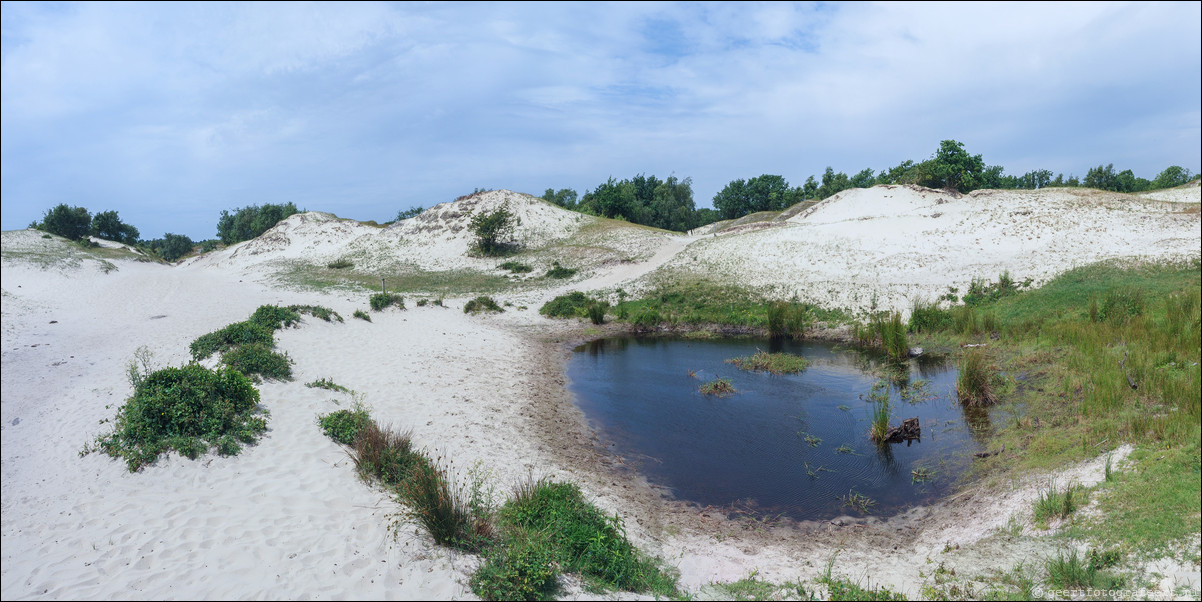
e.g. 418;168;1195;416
816;167;852;199
850;168;876;189
216;202;299;245
395;206;424;221
929;140;985;192
152;233;194;262
1084;164;1119;191
35;204;92;240
1153;166;1195;189
713;174;802;219
90;210;140;244
541;188;578;210
469;202;520;256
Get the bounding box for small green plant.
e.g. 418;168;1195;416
93;364;265;471
249;304;302;330
767;301;809;338
726;351;809;374
1034;479;1078;527
499;261;533;273
464;296;503;314
956;348;997;405
835;443;856;455
327;258;354;269
911;466;934;483
416;299;428;307
540;291;593;318
879;312;909;363
865;381;892;444
189;321;274;360
305;378;348;393
352;422;420;487
801;432;822;447
699;377;736;396
288;304;342;322
471;528;561;601
369;292;405;311
222;343;293;380
840;489;877;514
545;261;576;279
1045;548;1126;590
353;309;372;322
586;301;608;325
318;406;373;446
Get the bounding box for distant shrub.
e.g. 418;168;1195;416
545;261;576;279
222;343;293;380
216;202;299;245
586;301;609;325
540;292;592;319
353;309;372;322
190;321;274;360
35;204;92;240
370;292;405;311
327;258;354;269
94;364;264;471
499;261;533;273
470;202;520;256
318;407;373;446
149;233;195;262
464;296;503;314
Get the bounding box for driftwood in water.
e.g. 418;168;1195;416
883;417;921;443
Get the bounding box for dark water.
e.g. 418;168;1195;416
567;337;984;522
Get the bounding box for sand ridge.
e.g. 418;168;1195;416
2;184;1200;599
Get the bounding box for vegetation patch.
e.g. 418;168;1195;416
317;406;373;446
726;350;809;374
699;377;736;396
545;261;576;279
353;309;371;322
464;296;503;314
221;343;293;381
305;378;349;392
327;258;354;269
189;320;274;361
539;291;593;318
617;277;841;333
92;364;265;471
499;261;533;273
369;292;405;311
956;348;997;405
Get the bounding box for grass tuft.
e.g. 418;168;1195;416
699;377;736;396
956;348;997;405
726;350;809;374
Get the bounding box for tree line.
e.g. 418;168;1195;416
543;140;1198;228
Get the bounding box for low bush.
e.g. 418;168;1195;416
289;304;342;322
726;351;809;374
370;292;405;311
250;304;301;330
878;312;909;363
767;302;809;338
318;407;373;446
499;261;533;273
464;296;503;314
545;261;576;279
190;321;274;361
539;292;592;318
222;343;293;380
353;309;371;322
497;479;677;594
586;301;609;325
471;528;560;601
94;364;265;471
327;258;354;269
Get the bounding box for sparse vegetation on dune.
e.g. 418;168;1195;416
464;296;503;314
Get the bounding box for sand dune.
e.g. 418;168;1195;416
2;184;1199;599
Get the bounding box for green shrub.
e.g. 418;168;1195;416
94;364;264;471
464;296;503;314
370;292;405;311
498;479;675;593
250;304;301;330
499;261;533;273
353;309;372;322
726;351;809;374
318;407;373;446
189;321;275;360
632;308;661;331
288;304;342;322
222;343;293;380
471;529;561;601
540;292;592;318
909;299;950;333
767;302;809;338
327;258;354;269
216;202;299;245
545;261;576;279
956;348;997;406
470;203;520;256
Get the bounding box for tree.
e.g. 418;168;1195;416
90;210;140;244
1153;166;1195;190
929;140;985;192
395;206;424;222
541;188;578;210
216;202;299;245
816;167;852;200
850;168;876;189
153;233;194;262
713;174;802;220
1084;164;1119;191
469;202;520;256
36;204;92;240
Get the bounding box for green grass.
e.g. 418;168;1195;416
369;292;405;311
499;261;533;273
464;296;503;314
221;343;293;380
840;489;877;514
699;377;736;395
957;348;997;406
276;261;513;296
545;261;577;279
615;276;846;333
190;320;274;360
1044;548;1125;591
353;309;371;321
726;350;810;374
305;378;349;392
327;258;354;269
92;364;265;471
866;381;892;444
317;406;373;446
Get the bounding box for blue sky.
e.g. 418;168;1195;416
3;1;1199;241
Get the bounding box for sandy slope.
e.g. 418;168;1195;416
3;185;1200;600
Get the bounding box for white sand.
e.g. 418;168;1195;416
2;185;1199;600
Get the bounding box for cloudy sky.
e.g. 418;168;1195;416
3;1;1199;241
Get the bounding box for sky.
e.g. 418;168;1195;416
2;1;1200;241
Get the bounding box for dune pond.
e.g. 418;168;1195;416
567;337;987;522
